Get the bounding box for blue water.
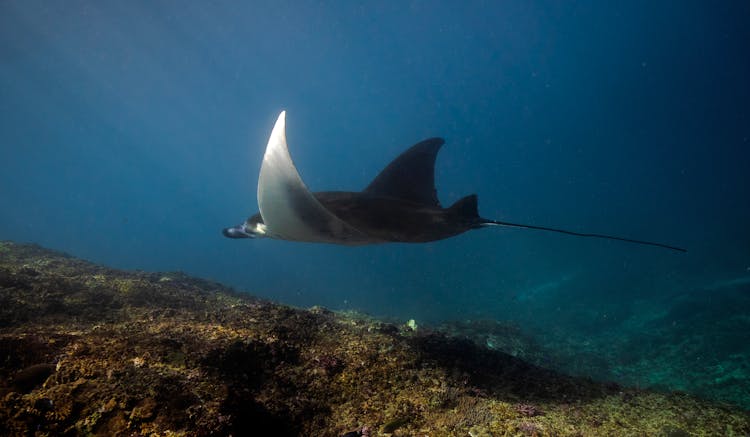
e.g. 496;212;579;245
2;1;750;405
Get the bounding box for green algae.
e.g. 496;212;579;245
0;241;748;436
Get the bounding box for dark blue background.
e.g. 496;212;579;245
2;1;749;330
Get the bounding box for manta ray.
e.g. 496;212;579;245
223;111;685;252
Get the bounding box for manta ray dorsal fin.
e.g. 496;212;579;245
257;111;365;243
363;137;445;206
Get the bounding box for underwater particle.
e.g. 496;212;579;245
131;356;146;368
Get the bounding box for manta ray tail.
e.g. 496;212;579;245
478;218;686;253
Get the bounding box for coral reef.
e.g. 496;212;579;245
1;241;748;436
506;289;750;410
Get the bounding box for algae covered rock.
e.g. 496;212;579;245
0;241;748;436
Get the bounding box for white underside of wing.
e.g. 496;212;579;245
257;111;365;243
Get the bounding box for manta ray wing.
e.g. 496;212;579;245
257;111;366;243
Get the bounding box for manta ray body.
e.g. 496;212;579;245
223;111;685;252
